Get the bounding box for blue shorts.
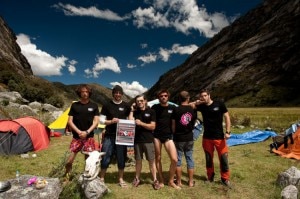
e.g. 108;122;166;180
175;141;194;169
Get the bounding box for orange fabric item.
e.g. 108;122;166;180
273;127;300;160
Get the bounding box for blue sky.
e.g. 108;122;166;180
0;0;262;97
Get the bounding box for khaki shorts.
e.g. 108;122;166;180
134;142;155;161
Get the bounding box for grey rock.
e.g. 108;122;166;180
281;185;298;199
0;175;62;199
277;166;300;188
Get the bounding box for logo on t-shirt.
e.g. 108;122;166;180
213;107;219;111
144;113;150;117
88;108;94;112
180;112;192;126
168;109;173;114
119;107;124;111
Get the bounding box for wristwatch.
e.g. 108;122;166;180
225;131;231;135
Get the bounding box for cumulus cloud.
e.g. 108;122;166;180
16;33;69;76
85;56;121;78
54;0;230;38
137;53;157;65
53;3;129;21
139;43;198;64
110;81;148;98
132;0;230;38
68;60;77;75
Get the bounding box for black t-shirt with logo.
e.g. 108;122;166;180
196;100;228;140
133;108;156;143
68;101;99;139
100;100;131;137
172;105;197;142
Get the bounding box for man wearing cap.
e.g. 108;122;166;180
99;85;131;188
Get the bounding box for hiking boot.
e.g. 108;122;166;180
221;178;232;188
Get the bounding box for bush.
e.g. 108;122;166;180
1;99;9;106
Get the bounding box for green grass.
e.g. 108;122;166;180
1;108;300;198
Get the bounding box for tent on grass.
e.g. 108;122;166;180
48;106;71;134
0;116;50;155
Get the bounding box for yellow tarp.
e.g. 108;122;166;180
48;106;105;134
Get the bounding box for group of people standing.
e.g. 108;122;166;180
64;84;232;190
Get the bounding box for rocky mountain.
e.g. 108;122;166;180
0;16;32;76
146;0;300;107
0;16;130;110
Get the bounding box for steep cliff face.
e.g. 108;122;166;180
0;16;32;76
146;0;300;106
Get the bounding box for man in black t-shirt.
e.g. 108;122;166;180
151;89;180;189
99;85;131;188
65;84;99;176
195;88;231;187
129;94;160;190
172;91;197;187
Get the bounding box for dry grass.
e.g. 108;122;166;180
1;107;300;198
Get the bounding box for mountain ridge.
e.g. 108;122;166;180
146;0;300;106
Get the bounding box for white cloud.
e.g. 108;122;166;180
140;43;148;49
16;33;69;76
86;56;121;78
137;53;157;65
132;0;230;38
110;81;148;98
53;3;129;21
127;63;137;69
141;43;198;63
53;1;230;38
158;48;170;62
170;43;198;54
68;60;77;75
132;6;169;28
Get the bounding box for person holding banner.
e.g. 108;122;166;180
99;85;131;188
129;94;160;190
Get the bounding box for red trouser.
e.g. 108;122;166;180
202;138;230;181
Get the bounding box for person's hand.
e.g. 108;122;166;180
135;119;142;126
224;132;231;140
111;118;119;124
79;130;87;139
131;103;136;111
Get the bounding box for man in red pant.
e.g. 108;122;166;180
194;88;231;187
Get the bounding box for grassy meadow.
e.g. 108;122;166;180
1;107;300;199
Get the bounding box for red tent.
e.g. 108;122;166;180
0;116;50;155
